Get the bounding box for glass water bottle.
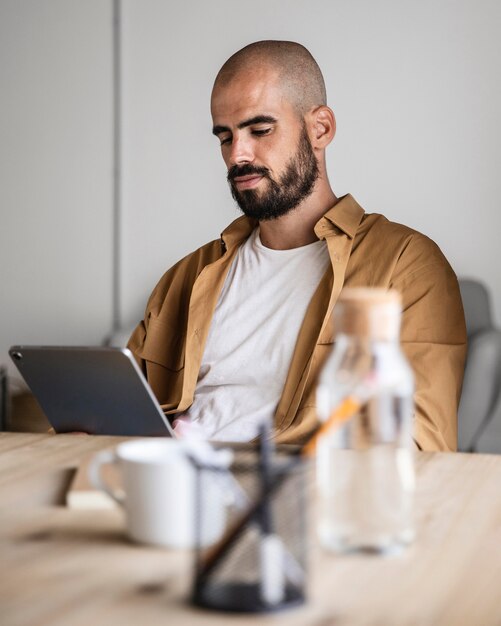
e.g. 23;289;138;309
316;288;415;555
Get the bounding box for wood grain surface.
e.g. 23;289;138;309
1;433;501;626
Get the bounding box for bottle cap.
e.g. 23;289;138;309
335;288;402;340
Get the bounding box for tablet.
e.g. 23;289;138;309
9;346;175;437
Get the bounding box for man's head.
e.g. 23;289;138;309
211;41;335;221
213;40;327;117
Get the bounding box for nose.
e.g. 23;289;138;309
228;134;254;167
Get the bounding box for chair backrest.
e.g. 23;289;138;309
458;278;493;338
457;277;501;451
0;366;7;431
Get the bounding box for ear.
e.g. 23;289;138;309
308;105;336;149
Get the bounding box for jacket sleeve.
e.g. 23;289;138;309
126;238;224;412
127;320;147;374
391;236;467;451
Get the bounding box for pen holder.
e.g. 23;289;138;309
191;452;309;613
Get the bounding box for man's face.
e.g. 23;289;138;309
211;68;319;220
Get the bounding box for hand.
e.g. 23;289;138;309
172;416;207;439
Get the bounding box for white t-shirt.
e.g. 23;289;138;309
185;228;330;441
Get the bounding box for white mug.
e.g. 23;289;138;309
88;438;227;549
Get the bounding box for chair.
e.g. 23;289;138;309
0;366;7;431
458;278;501;452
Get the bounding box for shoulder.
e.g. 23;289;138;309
145;238;224;317
142;215;256;319
358;212;453;277
360;214;465;340
346;212;455;293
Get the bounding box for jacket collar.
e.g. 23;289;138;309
219;193;365;251
314;194;365;240
220;215;257;251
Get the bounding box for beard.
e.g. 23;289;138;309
227;124;319;221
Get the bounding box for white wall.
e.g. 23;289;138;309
1;0;500;383
120;0;501;327
0;0;113;381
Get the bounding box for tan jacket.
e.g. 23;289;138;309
128;194;467;451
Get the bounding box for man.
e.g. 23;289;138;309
128;41;466;451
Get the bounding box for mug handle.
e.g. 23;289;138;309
88;449;125;506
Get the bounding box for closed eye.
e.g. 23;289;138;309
252;128;272;137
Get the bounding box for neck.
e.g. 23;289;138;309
258;184;338;250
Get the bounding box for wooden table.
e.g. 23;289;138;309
1;433;501;626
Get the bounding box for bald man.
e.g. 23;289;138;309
128;41;467;451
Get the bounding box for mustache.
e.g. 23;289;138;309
227;164;270;183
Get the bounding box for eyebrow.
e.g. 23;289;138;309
212;115;278;136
